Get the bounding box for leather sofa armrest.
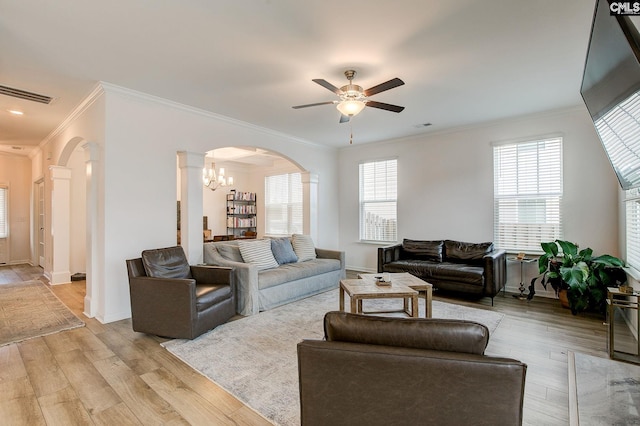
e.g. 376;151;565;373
324;311;489;355
378;243;402;273
190;265;233;285
297;339;527;426
128;276;198;334
483;249;507;297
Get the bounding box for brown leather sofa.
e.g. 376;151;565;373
298;312;527;426
126;246;235;339
379;239;507;304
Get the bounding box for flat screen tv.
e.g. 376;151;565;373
581;0;640;190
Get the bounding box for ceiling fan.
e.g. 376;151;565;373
292;70;405;123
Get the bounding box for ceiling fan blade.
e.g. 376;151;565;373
364;78;405;97
339;114;350;123
312;79;343;95
366;101;405;113
292;101;336;109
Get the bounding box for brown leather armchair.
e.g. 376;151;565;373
126;246;235;339
298;312;527;426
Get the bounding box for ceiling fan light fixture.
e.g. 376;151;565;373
336;99;366;116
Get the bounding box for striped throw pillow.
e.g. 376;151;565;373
238;239;279;270
292;234;317;262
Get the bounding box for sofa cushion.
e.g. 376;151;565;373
292;234;317;262
383;260;484;286
258;258;341;290
141;246;192;279
215;243;244;262
445;240;493;264
195;284;232;312
238;239;279;270
402;239;444;262
271;237;298;265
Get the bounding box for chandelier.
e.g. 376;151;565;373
203;162;233;191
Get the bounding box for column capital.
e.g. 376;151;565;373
49;165;72;180
177;151;205;169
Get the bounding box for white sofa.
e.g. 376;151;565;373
203;239;345;316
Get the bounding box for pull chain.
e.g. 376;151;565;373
349;120;353;144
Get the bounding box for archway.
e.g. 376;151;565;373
177;146;318;263
55;136;99;318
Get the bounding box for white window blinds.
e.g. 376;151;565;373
359;159;397;242
493;137;563;253
594;91;640;190
264;173;303;236
625;188;640;270
0;187;7;238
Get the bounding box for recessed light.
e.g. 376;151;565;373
8;109;24;115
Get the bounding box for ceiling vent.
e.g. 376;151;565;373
0;85;53;104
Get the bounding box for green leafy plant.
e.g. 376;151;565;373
529;240;627;315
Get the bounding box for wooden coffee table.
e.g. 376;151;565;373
339;279;419;318
357;272;433;318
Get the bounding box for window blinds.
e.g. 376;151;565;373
264;173;303;236
0;187;6;238
493;138;563;253
594;91;640;190
626;188;640;270
359;159;397;242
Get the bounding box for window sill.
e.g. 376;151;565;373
358;240;398;246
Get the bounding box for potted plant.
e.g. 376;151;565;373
529;240;627;315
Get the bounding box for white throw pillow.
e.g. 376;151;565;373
238;239;279;270
292;234;317;262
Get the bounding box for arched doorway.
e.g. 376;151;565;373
177;146;318;263
53;137;99;318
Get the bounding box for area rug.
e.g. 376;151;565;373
569;351;640;425
0;280;85;347
163;289;504;426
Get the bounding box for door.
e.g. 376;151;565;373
37;180;45;267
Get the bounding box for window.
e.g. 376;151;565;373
359;159;397;242
493;137;563;253
0;187;6;238
265;172;302;235
626;187;640;270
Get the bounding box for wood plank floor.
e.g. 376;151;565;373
0;265;621;425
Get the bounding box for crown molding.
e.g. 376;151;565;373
37;83;105;151
99;82;334;152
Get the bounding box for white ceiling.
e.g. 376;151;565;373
0;0;596;154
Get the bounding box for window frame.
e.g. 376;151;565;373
625;187;640;271
264;172;303;236
493;136;563;253
359;158;398;244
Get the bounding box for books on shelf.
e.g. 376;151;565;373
227;216;257;228
227;204;256;215
227;191;256;201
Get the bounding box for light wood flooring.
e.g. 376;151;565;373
0;265;626;425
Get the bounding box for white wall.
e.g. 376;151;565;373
338;107;620;296
97;85;339;322
0;152;31;264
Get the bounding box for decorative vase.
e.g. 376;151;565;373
558;289;570;309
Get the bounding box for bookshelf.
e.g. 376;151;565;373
226;190;257;238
